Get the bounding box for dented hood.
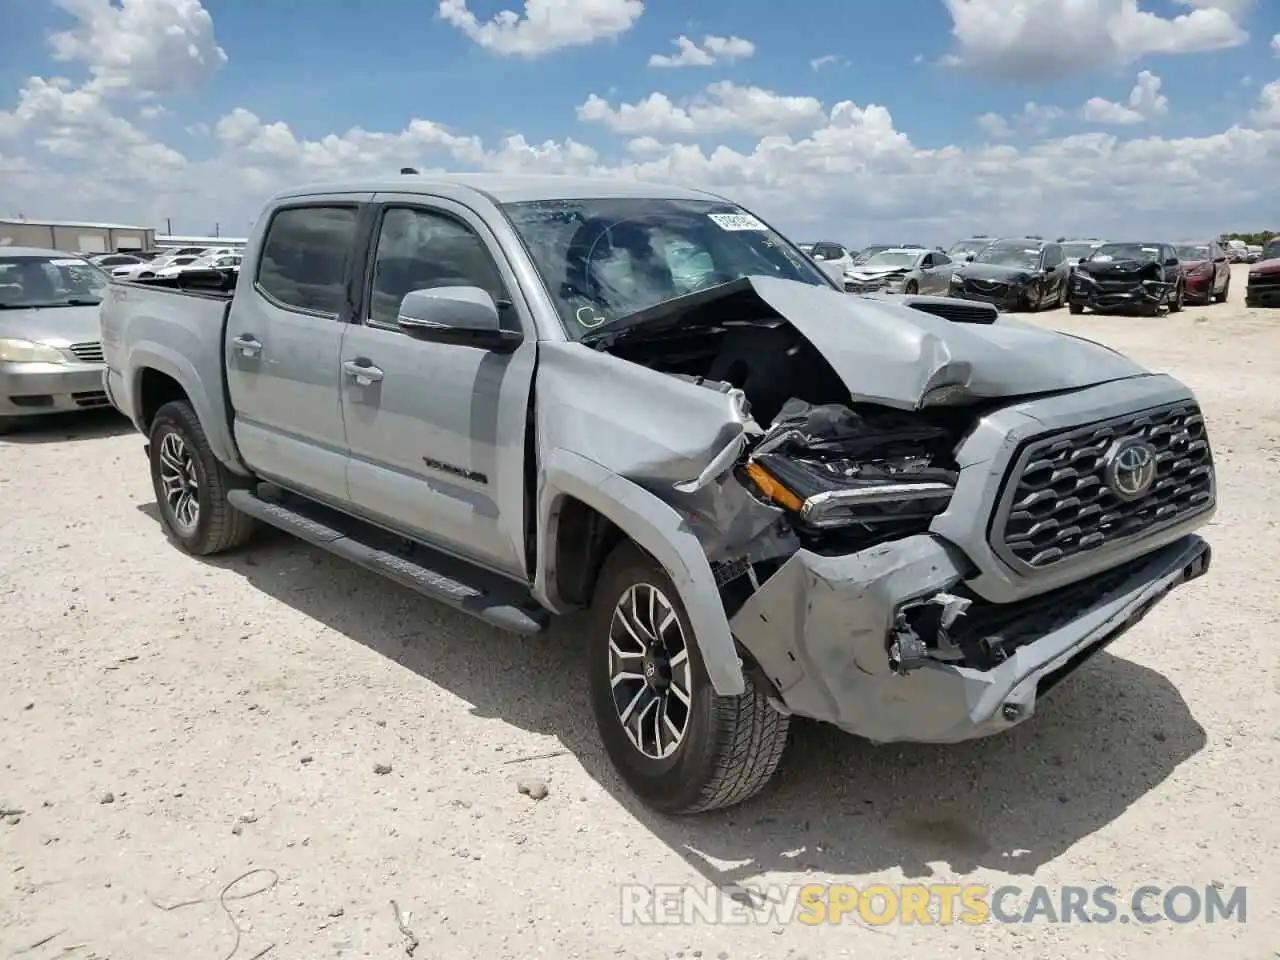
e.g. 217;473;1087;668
588;275;1148;411
746;276;1148;409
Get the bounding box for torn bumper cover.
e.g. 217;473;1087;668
728;532;1210;744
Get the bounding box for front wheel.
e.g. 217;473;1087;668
148;400;256;556
1068;302;1084;315
903;280;919;295
588;542;790;815
1169;283;1184;313
1214;276;1229;303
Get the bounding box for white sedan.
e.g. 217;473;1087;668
154;253;243;278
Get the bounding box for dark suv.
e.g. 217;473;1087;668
1069;242;1185;314
948;238;1071;311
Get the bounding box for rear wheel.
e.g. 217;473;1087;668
588;541;790;815
148;400;256;556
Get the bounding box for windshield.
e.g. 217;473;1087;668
0;254;110;307
1174;245;1210;260
1089;243;1161;263
860;250;920;269
500;198;831;339
973;242;1042;269
1061;242;1096;260
948;240;988;257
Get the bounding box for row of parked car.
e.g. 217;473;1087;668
88;245;243;281
801;235;1258;315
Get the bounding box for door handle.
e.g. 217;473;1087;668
233;334;263;358
343;360;384;386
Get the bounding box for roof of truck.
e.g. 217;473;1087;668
271;173;730;205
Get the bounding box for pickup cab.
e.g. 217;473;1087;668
100;175;1216;814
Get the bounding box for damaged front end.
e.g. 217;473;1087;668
1069;259;1175;313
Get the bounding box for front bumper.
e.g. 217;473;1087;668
0;362;111;418
1245;277;1280;307
1068;278;1169;311
950;281;1026;309
729;533;1210;744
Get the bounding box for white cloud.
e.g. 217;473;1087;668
977;112;1013;138
1271;32;1279;55
438;0;643;56
48;0;226;97
649;35;754;68
3;0;1279;243
942;0;1249;81
809;54;839;71
1080;70;1170;124
577;82;826;136
1253;80;1280;127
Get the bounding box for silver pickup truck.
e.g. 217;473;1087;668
100;174;1216;815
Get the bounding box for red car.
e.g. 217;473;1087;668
1245;239;1280;308
1174;241;1232;304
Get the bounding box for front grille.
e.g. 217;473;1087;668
964;278;1008;296
905;300;998;324
68;340;104;364
991;403;1213;571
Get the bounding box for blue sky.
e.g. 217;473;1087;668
1;0;1278;243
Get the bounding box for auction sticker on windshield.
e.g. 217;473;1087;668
708;212;768;231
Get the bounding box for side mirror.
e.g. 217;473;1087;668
396;286;521;352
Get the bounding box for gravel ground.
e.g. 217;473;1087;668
2;265;1276;959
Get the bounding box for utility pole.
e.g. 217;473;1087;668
166;217;172;234
215;222;220;237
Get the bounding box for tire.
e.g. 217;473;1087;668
0;417;16;435
1168;283;1184;313
148;400;256;556
1214;276;1229;303
588;541;790;815
1068;302;1084;315
903;280;919;295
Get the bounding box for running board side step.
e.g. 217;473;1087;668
226;489;548;636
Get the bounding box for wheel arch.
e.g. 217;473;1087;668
535;448;746;697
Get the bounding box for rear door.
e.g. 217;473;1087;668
919;251;952;293
339;194;537;579
225;196;370;502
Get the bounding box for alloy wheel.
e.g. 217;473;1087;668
157;431;200;535
607;583;693;760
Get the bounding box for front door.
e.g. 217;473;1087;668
225;199;367;502
339;196;537;580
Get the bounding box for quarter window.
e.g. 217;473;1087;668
256;205;358;315
368;206;509;329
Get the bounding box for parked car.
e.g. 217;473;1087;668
948;237;1071;311
851;244;892;265
1067;241;1184;315
946;237;992;262
1173;241;1231;304
843;246;956;295
0;246;112;432
1060;239;1104;269
1245;245;1262;264
154;252;243;279
90;253;145;269
804;241;854;284
1245;239;1280;308
101;175;1215;815
112;254;201;280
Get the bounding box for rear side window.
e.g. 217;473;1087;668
256;205;358;315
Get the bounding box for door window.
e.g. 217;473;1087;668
368;206;510;330
1043;245;1063;267
933;252;952;266
256;205;359;315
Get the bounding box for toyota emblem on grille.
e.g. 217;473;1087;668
1104;438;1157;500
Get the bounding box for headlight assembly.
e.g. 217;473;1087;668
0;338;68;364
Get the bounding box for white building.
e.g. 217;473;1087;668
0;218;155;253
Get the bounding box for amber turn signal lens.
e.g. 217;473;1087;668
744;461;804;512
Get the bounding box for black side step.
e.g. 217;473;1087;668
226;489;548;636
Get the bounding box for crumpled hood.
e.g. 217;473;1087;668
712;276;1148;410
847;265;910;282
0;304;102;347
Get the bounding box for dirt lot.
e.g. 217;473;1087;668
2;265;1277;959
